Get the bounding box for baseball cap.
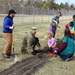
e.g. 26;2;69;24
31;27;37;30
9;9;17;14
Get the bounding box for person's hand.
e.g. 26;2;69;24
57;25;60;28
9;25;15;29
54;50;57;53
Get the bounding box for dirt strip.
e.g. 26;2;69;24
0;52;50;75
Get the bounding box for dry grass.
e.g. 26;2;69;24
32;21;75;75
0;17;73;74
0;22;49;71
32;57;75;75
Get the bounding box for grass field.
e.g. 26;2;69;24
0;17;75;75
32;57;75;75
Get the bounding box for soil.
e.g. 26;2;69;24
0;48;50;75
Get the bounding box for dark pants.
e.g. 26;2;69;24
47;47;53;52
57;53;74;61
47;47;58;52
52;27;56;37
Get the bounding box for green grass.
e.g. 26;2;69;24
0;19;74;74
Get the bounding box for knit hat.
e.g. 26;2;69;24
9;9;17;14
65;24;69;30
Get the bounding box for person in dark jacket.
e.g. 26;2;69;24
54;27;75;61
2;9;16;58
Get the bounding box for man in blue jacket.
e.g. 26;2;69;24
2;9;16;58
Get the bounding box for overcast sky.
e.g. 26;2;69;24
55;0;74;5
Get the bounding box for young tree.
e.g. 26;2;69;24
64;2;70;10
60;3;64;9
42;1;48;9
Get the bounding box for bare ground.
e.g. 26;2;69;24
0;48;50;75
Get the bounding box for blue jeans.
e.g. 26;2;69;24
52;27;56;37
57;53;73;61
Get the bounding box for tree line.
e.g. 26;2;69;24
0;0;75;10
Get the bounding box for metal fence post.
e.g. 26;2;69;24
1;4;75;25
41;8;43;23
21;4;23;25
32;6;35;24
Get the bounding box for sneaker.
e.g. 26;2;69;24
11;55;18;62
65;58;70;62
2;53;10;58
49;52;54;57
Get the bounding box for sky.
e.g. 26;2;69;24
55;0;74;5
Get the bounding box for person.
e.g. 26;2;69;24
49;22;56;37
49;12;62;37
21;27;40;55
69;15;75;40
54;27;75;61
47;32;57;56
2;9;16;58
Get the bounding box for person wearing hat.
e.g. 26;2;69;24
2;9;16;58
21;27;40;55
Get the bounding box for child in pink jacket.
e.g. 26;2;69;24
47;32;57;56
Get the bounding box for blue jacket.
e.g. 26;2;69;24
2;16;13;33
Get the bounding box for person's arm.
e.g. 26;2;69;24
52;15;56;21
48;39;55;48
54;36;67;53
3;18;14;29
53;20;57;25
57;25;60;28
52;15;60;28
52;15;57;24
3;18;11;29
57;42;67;52
55;19;60;28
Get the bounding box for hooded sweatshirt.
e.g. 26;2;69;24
57;33;75;55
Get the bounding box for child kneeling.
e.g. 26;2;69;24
47;32;57;56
